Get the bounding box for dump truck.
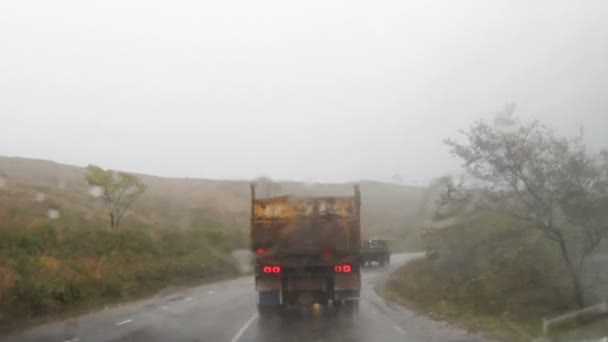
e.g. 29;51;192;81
251;185;361;317
360;238;391;267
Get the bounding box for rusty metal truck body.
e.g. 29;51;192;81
251;185;361;317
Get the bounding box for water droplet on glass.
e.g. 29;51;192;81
89;186;103;197
57;180;67;189
47;209;61;220
231;248;253;274
35;192;47;202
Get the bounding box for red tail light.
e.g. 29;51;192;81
262;266;281;274
334;264;352;273
256;248;265;255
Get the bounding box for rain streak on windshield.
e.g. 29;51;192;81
1;1;607;341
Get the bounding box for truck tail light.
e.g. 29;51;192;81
334;264;352;273
263;266;281;274
256;248;265;255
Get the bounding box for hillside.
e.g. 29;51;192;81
0;156;427;239
0;155;427;329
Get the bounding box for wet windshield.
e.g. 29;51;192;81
1;1;607;341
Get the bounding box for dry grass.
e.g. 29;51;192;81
0;155;427;239
383;211;608;342
0;155;427;332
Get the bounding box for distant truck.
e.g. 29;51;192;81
251;185;361;317
360;238;391;267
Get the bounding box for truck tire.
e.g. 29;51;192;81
257;304;279;318
340;300;359;317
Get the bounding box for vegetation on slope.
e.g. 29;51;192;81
0;163;245;331
0;156;425;331
0;224;241;327
385;111;608;340
386;213;572;340
0;156;427;243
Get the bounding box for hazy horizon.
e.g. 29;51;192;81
2;0;608;183
1;154;430;185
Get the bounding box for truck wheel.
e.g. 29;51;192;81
257;304;279;318
339;300;359;318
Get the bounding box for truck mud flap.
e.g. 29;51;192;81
256;277;281;291
258;291;281;305
334;273;360;290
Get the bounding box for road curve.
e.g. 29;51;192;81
3;254;486;342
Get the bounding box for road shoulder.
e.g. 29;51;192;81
371;254;491;341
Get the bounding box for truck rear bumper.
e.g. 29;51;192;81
256;277;281;291
334;289;360;301
255;273;360;306
256;273;360;291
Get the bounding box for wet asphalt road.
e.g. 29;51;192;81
3;254;485;342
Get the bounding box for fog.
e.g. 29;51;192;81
1;0;607;183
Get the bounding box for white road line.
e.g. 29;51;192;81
229;313;258;342
392;325;406;335
207;290;215;295
115;319;133;326
63;338;80;342
184;296;194;301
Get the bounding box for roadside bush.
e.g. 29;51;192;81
0;223;240;330
386;212;577;338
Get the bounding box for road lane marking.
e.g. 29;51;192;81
185;296;194;301
207;290;215;295
64;338;80;342
229;313;258;342
115;319;133;326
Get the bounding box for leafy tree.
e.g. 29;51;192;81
443;107;608;308
85;165;146;231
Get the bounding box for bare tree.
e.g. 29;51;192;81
85;165;146;231
444;110;608;307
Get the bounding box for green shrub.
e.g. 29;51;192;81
0;223;239;328
387;212;580;339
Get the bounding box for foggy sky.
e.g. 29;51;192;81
2;0;607;184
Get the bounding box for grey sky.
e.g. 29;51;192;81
1;0;607;183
